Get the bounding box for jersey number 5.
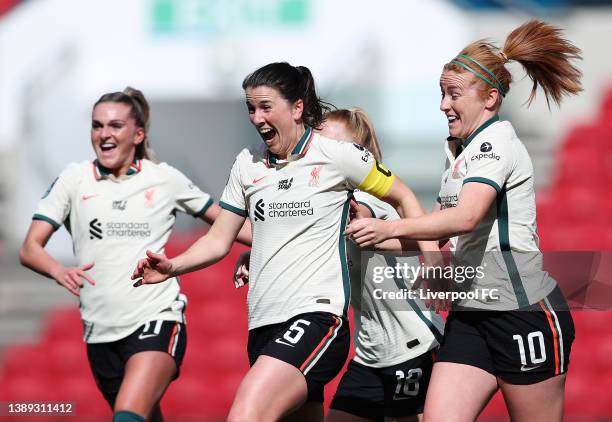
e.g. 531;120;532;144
280;319;311;345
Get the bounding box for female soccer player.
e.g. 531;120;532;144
19;87;250;422
132;63;438;422
345;21;581;421
322;109;444;422
234;108;445;422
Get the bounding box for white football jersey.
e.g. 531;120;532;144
34;159;213;343
437;116;556;310
350;191;444;367
220;128;396;329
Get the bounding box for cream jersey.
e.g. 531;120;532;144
220;128;396;330
34;159;213;343
437;116;556;310
350;191;444;367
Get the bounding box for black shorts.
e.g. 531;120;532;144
437;286;574;384
87;320;187;406
329;352;435;420
247;312;350;402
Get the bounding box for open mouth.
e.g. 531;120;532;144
447;115;459;124
259;128;276;141
100;143;117;152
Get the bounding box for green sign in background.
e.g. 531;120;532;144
151;0;309;34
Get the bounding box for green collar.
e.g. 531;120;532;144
94;159;141;180
268;126;312;165
463;115;499;148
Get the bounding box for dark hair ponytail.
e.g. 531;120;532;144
242;62;332;129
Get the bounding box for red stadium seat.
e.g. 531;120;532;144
186;301;248;339
43;308;83;343
561;125;608;153
480;390;509;420
47;340;91;378
555;146;605;187
55;375;109;417
0;376;61;401
163;375;232;420
600;87;612;123
0;344;52;380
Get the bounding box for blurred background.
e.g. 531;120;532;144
0;0;610;420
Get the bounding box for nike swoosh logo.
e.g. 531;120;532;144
520;364;543;372
138;333;159;340
81;194;99;201
252;176;267;184
274;338;295;347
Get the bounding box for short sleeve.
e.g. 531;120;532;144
334;141;396;198
166;165;214;217
463;140;511;193
219;152;247;217
33;163;80;230
353;190;393;220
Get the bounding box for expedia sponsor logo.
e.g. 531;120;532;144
254;199;265;221
253;198;314;220
439;194;458;209
471;152;500;161
471;142;499;160
88;218;151;239
278;178;293;190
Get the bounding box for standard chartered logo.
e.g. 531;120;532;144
87;218;151;239
252;198;314;221
89;218;103;240
254;199;266;221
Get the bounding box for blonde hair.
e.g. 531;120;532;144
94;86;157;162
325;107;383;161
445;20;582;108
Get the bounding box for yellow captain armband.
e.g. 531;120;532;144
358;161;395;198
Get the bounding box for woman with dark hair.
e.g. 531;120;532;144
132;63;438;422
346;21;581;421
19;87;251;422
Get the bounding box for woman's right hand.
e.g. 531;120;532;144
132;250;174;287
50;262;96;297
233;251;251;289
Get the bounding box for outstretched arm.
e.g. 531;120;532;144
133;209;245;285
346;182;496;247
200;202;252;246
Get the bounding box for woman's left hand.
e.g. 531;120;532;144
344;218;393;247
